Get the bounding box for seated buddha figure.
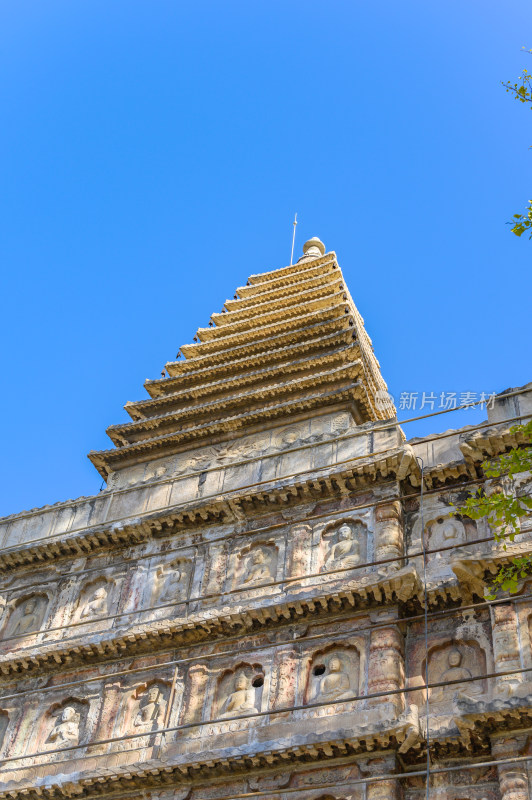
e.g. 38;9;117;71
80;586;108;619
323;524;361;572
47;706;80;748
430;647;479;703
428;517;466;557
155;565;183;604
134;685;164;729
12;598;41;636
315;656;352;703
221;673;257;717
242;548;273;586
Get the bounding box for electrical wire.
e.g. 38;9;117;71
0;472;480;598
0;525;506;644
417;455;431;800
1;588;531;704
6;751;532;800
1;386;529;558
2;657;532;767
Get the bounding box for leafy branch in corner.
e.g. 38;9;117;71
503;50;532;238
457;419;532;599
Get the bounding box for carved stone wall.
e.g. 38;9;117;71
0;248;530;800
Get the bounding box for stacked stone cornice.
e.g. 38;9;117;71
0;240;531;800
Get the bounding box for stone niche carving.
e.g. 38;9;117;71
128;682;169;733
425;640;486;708
75;577;112;622
321;521;366;574
426;515;466;558
41;699;88;753
4;594;48;638
152;558;191;607
235;543;278;589
305;646;360;706
215;663;265;719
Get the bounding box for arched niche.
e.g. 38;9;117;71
234;541;278;589
425;515;467;559
120;680;171;735
423;639;486;708
214;662;265;719
151;557;192;608
320;519;367;574
304;644;361;705
37;697;89;755
2;593;49;640
74;576;114;622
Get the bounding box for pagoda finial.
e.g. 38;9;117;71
298;236;325;262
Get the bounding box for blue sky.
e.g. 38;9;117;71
0;1;530;516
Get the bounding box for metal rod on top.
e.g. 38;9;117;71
290;213;297;265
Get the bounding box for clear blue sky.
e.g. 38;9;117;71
1;1;530;517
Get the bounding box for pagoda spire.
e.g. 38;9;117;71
89;239;395;479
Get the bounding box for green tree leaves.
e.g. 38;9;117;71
503;54;532;239
457;420;532;600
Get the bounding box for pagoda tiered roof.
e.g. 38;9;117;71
89;239;395;479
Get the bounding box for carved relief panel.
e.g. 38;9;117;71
151;557;193;608
311;517;371;580
31;697;91;762
229;541;279;593
213;663;266;719
406;494;478;567
425;640;487;709
301;642;365;715
72;577;114;624
0;593;49;643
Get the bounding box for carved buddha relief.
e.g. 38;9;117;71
426;516;466;558
321;522;364;573
152;559;190;606
75;579;111;622
306;648;360;705
215;665;265;719
6;594;48;638
43;700;88;751
426;642;484;707
47;705;80;747
80;586;108;620
133;684;167;731
236;544;277;589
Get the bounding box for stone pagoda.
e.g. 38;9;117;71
0;238;531;800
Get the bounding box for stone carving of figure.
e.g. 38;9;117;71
134;685;164;729
243;549;273;586
12;598;41;636
80;586;108;619
430;647;479;702
315;656;352;702
47;706;80;748
323;524;361;572
428;517;466;556
221;673;257;717
155;566;183;604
